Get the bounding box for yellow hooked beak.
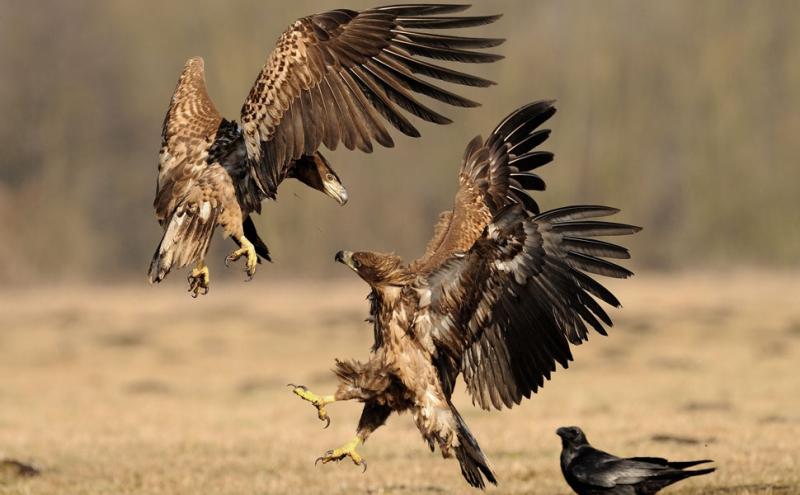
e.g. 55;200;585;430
334;250;358;272
324;180;349;206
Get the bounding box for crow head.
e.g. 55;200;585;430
556;426;589;448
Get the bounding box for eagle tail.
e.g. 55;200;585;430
148;236;171;284
147;205;218;283
451;405;497;489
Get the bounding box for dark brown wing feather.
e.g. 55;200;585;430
411;101;556;273
240;4;504;196
418;205;640;410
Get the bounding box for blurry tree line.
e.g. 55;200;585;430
0;0;798;284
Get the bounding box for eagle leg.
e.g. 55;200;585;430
225;236;258;280
314;437;367;473
187;262;210;298
289;384;334;428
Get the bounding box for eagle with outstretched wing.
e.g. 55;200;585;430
148;4;504;296
289;101;641;488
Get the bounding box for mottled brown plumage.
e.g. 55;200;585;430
293;101;641;488
148;4;504;296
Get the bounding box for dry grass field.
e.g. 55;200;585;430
1;272;798;494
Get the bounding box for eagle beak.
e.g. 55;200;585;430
335;250;356;270
324;180;348;206
335;251;346;263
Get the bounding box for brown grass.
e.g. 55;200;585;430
0;272;798;494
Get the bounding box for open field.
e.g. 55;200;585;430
1;272;798;494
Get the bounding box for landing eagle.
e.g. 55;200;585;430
290;101;641;488
147;4;504;296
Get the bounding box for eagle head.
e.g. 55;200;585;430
291;152;348;205
335;250;411;287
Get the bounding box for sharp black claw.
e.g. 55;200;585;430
361;460;367;473
315;457;324;467
323;417;331;429
224;257;232;268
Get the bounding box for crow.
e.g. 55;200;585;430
557;426;715;495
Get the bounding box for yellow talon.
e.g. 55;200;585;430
187;262;210;297
226;236;257;280
315;437;366;472
289;384;334;428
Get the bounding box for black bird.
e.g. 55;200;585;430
556;426;715;495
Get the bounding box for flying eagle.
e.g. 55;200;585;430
290;101;641;488
147;4;504;296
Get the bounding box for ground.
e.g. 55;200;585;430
0;272;798;494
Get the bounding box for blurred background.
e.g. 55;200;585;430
1;2;799;494
1;0;798;285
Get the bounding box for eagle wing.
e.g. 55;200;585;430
149;58;242;283
411;101;556;273
154;57;223;221
418;204;640;410
239;4;504;196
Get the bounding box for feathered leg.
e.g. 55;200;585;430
289;358;390;427
290;357;396;472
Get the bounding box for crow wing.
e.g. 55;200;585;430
411;101;556;274
416;204;639;410
239;4;504;197
571;449;712;487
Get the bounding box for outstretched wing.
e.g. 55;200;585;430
240;4;504;196
154;57;223;221
411;101;556;273
417;205;640;410
149;58;242;283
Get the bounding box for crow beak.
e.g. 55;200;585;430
556;427;568;438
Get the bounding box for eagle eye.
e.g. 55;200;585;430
325;173;335;181
353;259;361;269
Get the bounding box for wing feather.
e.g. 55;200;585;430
411;101;558;274
150;58;246;283
240;5;503;195
419;204;639;410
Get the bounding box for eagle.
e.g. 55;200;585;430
147;4;504;296
289;101;641;488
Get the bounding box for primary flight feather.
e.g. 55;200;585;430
147;4;504;296
289;101;641;488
